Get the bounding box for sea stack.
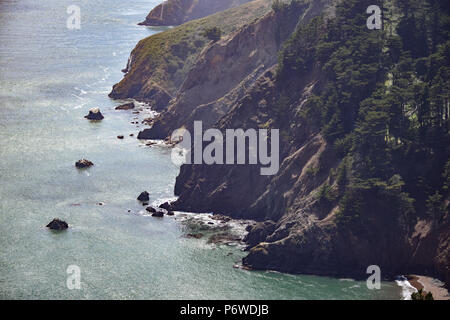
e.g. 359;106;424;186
46;218;68;230
137;191;150;202
84;108;104;120
75;159;94;168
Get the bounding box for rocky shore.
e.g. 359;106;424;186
407;275;450;300
109;0;450;291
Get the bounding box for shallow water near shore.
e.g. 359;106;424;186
0;0;402;299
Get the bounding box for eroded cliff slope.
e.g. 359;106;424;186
113;0;450;285
110;0;274;110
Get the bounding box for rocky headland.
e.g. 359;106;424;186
111;0;450;287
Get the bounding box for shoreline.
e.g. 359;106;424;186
407;275;450;300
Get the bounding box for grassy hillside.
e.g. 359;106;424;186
110;0;274;105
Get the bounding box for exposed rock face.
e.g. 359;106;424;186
146;206;157;213
152;211;164;218
136;4;308;140
109;0;274;111
75;159;94;168
139;0;252;26
164;0;449;283
84;108;104;120
159;202;171;210
113;0;449;285
243;221;277;249
46;219;68;230
137;191;150;202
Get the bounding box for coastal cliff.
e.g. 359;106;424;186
112;0;450;286
109;0;274;110
139;0;252;26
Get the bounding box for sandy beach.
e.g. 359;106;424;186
407;275;450;300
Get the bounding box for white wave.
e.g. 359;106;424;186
151;196;178;208
71;93;85;101
74;87;87;95
395;278;417;300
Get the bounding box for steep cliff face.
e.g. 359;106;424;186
167;0;449;284
115;0;450;285
109;0;273;110
137;0;327;139
139;0;252;26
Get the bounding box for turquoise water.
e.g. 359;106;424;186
0;0;402;299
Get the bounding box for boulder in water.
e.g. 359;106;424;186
159;202;171;210
75;159;94;168
46;218;68;230
84;108;104;120
146;206;157;213
152;211;164;218
137;191;150;202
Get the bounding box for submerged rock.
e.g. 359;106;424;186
84;108;104;120
187;233;204;239
211;214;231;223
115;102;135;110
207;232;242;245
137;191;150;202
75;159;94;168
46;218;68;230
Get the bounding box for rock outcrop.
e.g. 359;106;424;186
152;211;164;218
109;0;274;111
46;219;69;231
138;0;252;26
146;206;157;213
115;102;135;110
84;108;104;120
135;1;311;140
113;0;450;286
75;159;94;168
137;191;150;202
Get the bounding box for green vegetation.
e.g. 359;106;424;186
113;0;273;97
202;27;222;42
306;166;319;176
316;183;337;211
272;0;289;12
275;0;449;224
411;289;434;300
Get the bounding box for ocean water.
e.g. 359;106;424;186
0;0;402;300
